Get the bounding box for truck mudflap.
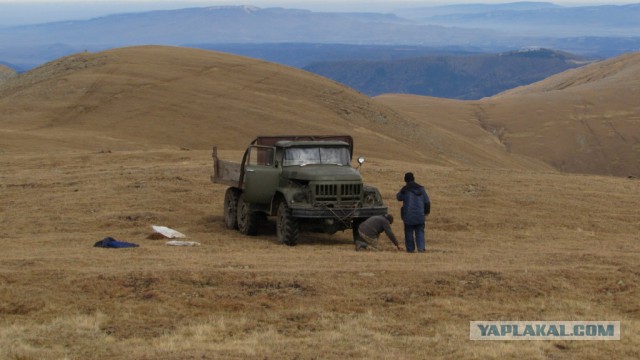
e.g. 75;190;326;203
290;206;387;219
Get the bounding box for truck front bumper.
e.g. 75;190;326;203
290;205;387;219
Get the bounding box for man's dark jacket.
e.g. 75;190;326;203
396;181;430;225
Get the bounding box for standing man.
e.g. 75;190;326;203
355;214;403;251
396;172;431;253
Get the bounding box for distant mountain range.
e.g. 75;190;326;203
1;4;639;67
0;3;639;99
399;3;640;37
304;48;587;99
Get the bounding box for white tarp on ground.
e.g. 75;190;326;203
151;225;186;239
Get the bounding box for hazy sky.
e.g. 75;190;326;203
0;0;634;5
0;0;630;3
0;0;636;27
0;0;634;6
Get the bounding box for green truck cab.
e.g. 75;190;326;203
212;135;387;245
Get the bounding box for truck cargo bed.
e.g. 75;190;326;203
211;147;242;188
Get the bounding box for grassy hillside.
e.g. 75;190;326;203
0;45;548;171
378;52;640;177
1;46;638;359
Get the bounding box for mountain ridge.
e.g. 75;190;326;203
304;48;587;99
2;4;640;71
0;64;16;81
3;45;638;176
378;51;640;177
0;45;551;174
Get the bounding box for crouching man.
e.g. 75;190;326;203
355;214;403;251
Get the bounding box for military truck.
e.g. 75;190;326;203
211;135;387;246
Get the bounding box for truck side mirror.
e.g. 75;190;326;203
356;156;365;170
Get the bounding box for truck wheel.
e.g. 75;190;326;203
277;201;299;246
224;187;241;229
237;193;259;236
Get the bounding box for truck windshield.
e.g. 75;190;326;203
283;147;351;167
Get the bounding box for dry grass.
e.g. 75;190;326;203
1;149;639;359
377;52;640;177
1;46;639;359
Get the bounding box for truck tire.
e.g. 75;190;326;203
277;201;299;246
237;193;259;236
224;187;241;229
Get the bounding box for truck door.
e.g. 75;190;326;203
243;145;279;204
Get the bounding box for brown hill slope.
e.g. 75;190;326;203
487;52;640;176
0;45;549;172
0;64;16;81
377;52;640;177
1;46;639;359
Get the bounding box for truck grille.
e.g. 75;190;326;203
314;183;362;205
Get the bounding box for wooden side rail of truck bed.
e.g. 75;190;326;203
211;147;243;188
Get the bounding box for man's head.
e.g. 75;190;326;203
404;172;414;183
385;213;394;224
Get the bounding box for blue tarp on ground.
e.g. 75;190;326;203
94;236;139;248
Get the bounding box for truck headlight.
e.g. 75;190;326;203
293;191;308;203
363;192;376;206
